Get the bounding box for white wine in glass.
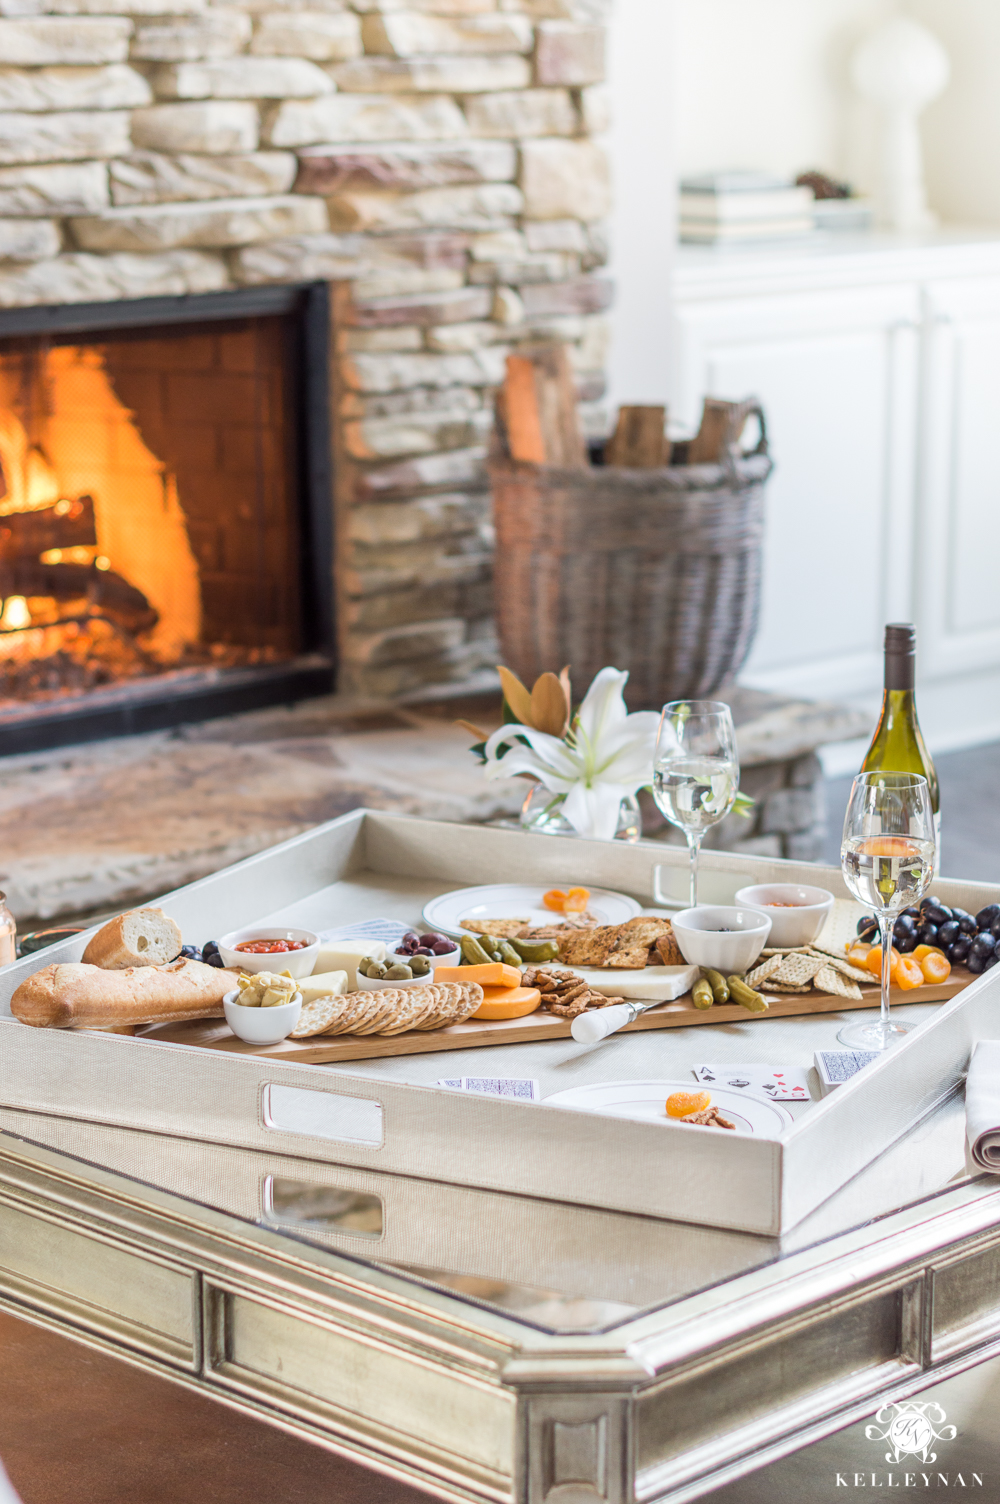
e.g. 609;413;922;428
838;771;936;1052
652;700;739;909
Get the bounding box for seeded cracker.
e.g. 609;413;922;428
461;919;529;938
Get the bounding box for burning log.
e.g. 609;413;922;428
0;495;97;559
0;561;158;636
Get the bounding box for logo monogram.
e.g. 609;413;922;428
866;1401;957;1464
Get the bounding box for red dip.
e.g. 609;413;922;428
235;938;309;954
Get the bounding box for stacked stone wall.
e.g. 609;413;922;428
0;0;611;695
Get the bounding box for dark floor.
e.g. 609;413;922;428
823;740;1000;882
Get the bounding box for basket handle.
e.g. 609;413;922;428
721;397;768;484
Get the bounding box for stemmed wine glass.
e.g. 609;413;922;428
838;770;936;1052
652;700;739;909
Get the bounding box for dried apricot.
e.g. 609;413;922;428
847;945;872;968
895;956;925;990
921;951;952;985
543;889;569;912
913;943;945;963
562;886;590;913
666;1090;711;1119
865;944;901;979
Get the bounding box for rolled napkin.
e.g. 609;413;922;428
965;1040;1000;1170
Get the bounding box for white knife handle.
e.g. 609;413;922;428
571;1003;636;1044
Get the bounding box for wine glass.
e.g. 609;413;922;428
652;700;739;909
838;771;936;1052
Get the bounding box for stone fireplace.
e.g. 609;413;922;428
0;0;611;743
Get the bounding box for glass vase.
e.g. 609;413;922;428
519;785;641;843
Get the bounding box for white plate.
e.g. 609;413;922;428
423;883;641;939
543;1080;793;1137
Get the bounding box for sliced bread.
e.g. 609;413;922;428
82;908;183;970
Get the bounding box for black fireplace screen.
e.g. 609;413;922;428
0;284;333;752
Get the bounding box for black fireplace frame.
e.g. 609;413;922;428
0;282;335;754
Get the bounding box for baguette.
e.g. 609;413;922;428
82;908;182;969
11;958;238;1030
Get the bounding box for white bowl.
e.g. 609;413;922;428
385;944;461;971
223;988;302;1044
671;907;772;974
734;884;835;948
216;926;319;978
357;966;437;991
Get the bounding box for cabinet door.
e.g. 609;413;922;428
919;276;1000;679
673;284;920;702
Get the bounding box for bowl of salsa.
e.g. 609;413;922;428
733;884;834;948
217;926;319;977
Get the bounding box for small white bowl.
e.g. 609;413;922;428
216;926;319;978
223;988;302;1044
734;884;835;948
386;944;461;971
671;907;772;974
357;966;437;991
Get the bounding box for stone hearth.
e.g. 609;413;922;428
0;0;612;708
0;686;869;929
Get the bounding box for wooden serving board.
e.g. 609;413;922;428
142;971;973;1065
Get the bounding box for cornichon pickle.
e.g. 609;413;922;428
461;935;493;966
727;975;768;1014
496;939;524;968
510;937;560;963
702;968;730;1005
692;977;715;1010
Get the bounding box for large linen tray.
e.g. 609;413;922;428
0;810;996;1236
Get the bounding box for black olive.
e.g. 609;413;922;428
921;902;952;926
896;932;918;953
947;936;972;964
180;944;201;960
937;920;961;947
916;923;939;945
967;951;987;975
857;915;879;939
205;953;225;968
975;904;1000;930
970;932;996;961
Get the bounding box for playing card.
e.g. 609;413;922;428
435;1076;539;1100
693;1064;811;1102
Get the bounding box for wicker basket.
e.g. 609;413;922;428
490;403;772;710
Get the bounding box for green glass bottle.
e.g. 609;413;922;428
861;623;941;847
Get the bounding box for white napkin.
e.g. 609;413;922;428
965;1040;1000;1170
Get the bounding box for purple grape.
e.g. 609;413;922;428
431;939;454;955
414;946;434;956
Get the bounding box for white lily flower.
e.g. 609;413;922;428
483;667;660;840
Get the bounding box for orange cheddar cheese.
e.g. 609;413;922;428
470;985;542;1021
435;963;521;989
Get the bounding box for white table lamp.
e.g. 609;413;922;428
850;17;950;232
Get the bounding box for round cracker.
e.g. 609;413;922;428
352;988;409;1035
377;985;439;1036
290;996;350;1039
323;991;376;1036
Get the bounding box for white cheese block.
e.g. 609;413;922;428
565;964;699;1001
298;970;349;1005
312;940;385;990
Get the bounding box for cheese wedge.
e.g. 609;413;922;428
299;970;349;1005
563;964;699;1002
471;985;541;1021
312;941;384;990
435;962;520;989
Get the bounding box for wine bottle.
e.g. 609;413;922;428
861;623;941;847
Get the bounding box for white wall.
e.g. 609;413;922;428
913;0;1000;226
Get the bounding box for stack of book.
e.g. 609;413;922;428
679;171;816;245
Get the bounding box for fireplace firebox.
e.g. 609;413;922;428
0;284;333;755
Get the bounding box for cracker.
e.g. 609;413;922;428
744;954;784;988
350;990;403;1035
770;952;827;987
616;916;675;947
450;982;484;1025
606;943;652;970
761;946;810;956
461;919;529;938
812;965;864;1001
414;983;460;1031
377;985;438;1036
653;930;684;967
763;982;813;994
558;926;619;967
324;991;381;1036
290;996;350;1039
805;949;872;984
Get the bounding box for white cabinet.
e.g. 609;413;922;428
671;233;1000;750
